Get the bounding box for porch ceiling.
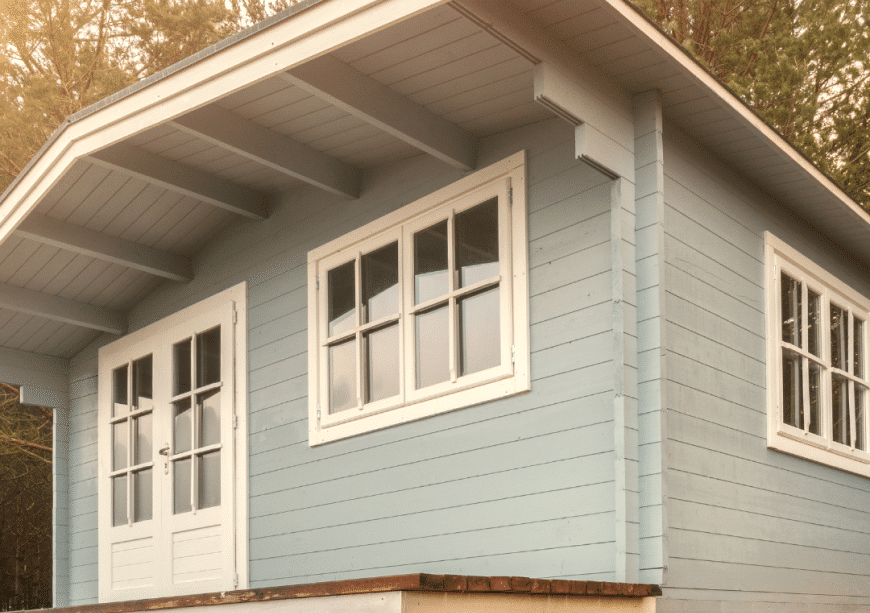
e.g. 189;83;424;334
0;0;867;363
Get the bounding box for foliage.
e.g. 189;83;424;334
632;0;870;207
0;0;296;193
0;384;52;611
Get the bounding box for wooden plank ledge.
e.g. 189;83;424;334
33;574;661;613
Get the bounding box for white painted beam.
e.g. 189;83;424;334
89;143;268;220
283;55;478;170
0;282;125;335
15;214;192;282
0;346;69;409
170;105;361;198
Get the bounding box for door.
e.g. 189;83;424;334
99;299;238;602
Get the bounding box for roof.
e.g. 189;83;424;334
0;0;867;361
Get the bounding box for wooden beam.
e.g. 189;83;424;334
0;282;125;335
89;143;268;220
0;346;69;409
170;105;361;199
283;55;478;170
15;214;192;282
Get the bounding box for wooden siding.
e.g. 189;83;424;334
63;118;625;599
658;125;870;611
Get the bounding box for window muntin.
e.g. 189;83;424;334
309;153;529;445
768;234;870;474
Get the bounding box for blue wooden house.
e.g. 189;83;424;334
1;0;868;611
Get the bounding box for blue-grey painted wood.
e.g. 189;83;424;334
53;407;71;607
659;122;870;610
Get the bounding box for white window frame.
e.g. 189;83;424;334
765;232;870;476
97;282;249;599
308;151;530;445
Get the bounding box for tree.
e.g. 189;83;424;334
0;384;52;611
632;0;870;207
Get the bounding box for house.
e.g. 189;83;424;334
1;0;869;611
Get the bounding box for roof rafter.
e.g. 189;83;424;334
282;55;478;171
169;105;361;199
14;214;192;282
0;282;126;335
89;143;269;220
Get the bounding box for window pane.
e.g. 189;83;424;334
174;397;192;454
456;198;499;287
113;475;127;527
174;339;192;395
831;305;848;370
414;220;448;304
460;287;501;376
113;421;127;470
832;374;850;445
199;389;221;447
196;327;221;388
329;339;357;414
808;290;820;357
113;364;128;417
198;452;221;510
174;457;192;514
328;260;356;337
857;385;867;451
133;355;152;410
133;413;152;465
854;318;864;379
362;242;399;323
365;324;400;403
416;305;450;388
808;362;821;435
134;469;152;523
781;350;803;429
781;273;801;347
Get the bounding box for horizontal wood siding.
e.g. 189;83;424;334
659;125;870;611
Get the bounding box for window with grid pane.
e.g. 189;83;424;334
767;232;870;476
308;153;530;445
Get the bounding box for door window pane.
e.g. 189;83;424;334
854;318;864;379
808;362;821;435
113;421;127;470
133;355;152;410
456;198;499;287
781;274;801;347
174;398;192;454
174;458;192;514
362;242;399;323
808;290;821;357
459;287;501;376
416;306;450;388
365;324;400;403
133;413;152;465
174;339;192;395
414;220;448;304
832;374;850;445
133;469;152;523
831;305;848;370
113;365;128;416
329;339;356;413
328;261;356;337
857;386;867;451
782;350;803;429
196;327;221;388
199;389;221;447
198;452;221;510
113;475;127;527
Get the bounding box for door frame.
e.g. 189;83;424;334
97;283;248;602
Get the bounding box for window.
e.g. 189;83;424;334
308;152;530;445
766;233;870;475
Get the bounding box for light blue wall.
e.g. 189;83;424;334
64;118;627;600
658;123;870;611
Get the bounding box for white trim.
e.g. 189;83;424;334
308;152;530;445
765;233;870;477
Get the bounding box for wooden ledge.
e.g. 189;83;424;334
40;574;661;613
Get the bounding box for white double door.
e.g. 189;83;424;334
99;304;237;602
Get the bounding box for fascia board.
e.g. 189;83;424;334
0;0;450;246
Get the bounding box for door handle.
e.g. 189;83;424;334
158;444;170;456
159;443;170;475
